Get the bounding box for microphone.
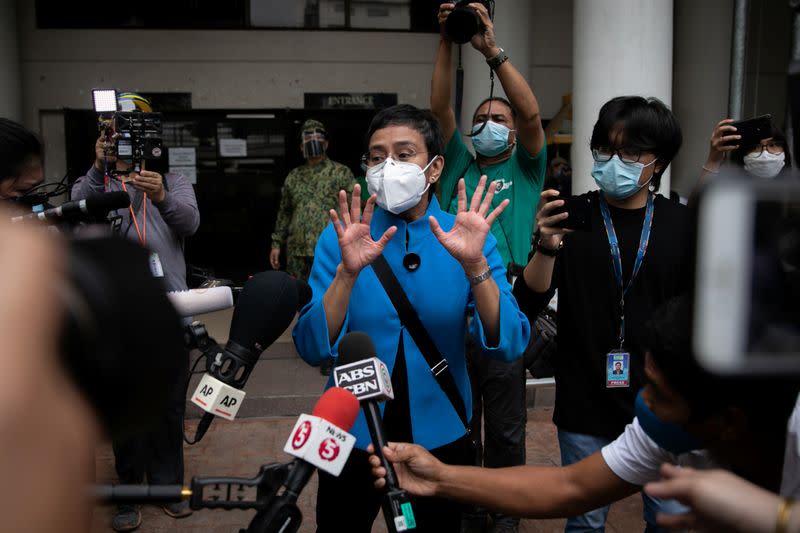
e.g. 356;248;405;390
246;386;360;532
334;331;417;533
11;191;130;223
166;286;234;317
190;271;312;442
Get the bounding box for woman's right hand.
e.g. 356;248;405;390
536;189;570;250
705;118;740;171
330;183;396;278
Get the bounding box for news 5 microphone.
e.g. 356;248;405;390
247;386;360;533
334;331;417;532
190;271;312;442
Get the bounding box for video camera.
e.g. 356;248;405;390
444;0;494;44
92;89;163;176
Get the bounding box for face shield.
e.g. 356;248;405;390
302;130;326;159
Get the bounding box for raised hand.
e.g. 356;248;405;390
705;118;740;171
329;184;396;277
469;2;499;57
430;176;508;273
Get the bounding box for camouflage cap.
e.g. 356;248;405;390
301;119;327;136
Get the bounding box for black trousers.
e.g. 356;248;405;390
113;353;188;486
465;342;527;527
316;436;473;533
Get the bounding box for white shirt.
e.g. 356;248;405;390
603;403;800;498
601;417;715;487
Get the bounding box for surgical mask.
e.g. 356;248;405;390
592;155;656;200
634;390;701;455
471;121;512;157
366;156;436;215
743;150;785;178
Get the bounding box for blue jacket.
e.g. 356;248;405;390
293;197;530;451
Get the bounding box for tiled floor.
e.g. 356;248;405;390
91;410;645;533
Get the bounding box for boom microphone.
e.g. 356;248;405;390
11;191;130;223
335;331;417;532
167;286;234;317
190;271;312;442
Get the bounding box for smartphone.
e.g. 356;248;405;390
724;114;773;148
551;195;592;232
694;171;800;375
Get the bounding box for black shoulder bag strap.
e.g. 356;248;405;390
371;254;470;433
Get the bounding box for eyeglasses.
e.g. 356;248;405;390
361;149;429;168
750;142;784;156
591;147;652;164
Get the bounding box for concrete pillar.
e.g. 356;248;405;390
571;0;674;194
458;0;533;148
0;0;22;122
671;0;734;196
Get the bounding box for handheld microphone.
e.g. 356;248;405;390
166;286;234;317
247;386;360;533
190;271;312;442
11;191;130;224
334;331;417;532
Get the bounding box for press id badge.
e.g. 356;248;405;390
606;350;630;388
149;252;164;278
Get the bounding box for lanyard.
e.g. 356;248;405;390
121;181;147;246
598;193;654;348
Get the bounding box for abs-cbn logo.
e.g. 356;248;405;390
291;420;312;450
335;360;379;396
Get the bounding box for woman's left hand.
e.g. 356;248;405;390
430;176;509;273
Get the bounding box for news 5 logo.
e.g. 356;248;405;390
284;414;356;476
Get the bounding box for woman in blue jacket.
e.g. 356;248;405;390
293;104;530;532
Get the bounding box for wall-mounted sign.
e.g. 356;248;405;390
304;93;398;110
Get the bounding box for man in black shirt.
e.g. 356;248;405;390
513;96;692;532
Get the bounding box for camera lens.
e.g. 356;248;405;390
445;5;481;44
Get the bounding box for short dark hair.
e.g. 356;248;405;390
590;96;682;192
472;97;517;122
0;118;42;185
731;121;792;169
644;296;797;444
366;104;444;157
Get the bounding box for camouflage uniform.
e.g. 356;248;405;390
271;156;354;280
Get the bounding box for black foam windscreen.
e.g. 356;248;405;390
86;191;130;215
228;271;304;352
336;331;377;366
61;236;186;440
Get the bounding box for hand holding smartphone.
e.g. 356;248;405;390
723;114;773;149
550;195;592;232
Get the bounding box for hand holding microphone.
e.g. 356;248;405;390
334;331;418;532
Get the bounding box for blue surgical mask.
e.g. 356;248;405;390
634;390;701;455
471;121;512;157
592;155;655;200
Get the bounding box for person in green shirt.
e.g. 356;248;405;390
432;4;547;532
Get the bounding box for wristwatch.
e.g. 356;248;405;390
486;48;508;71
535;238;562;257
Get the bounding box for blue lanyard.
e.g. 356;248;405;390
598;193;655;348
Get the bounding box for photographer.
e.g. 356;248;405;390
514;96;692;532
71;92;199;531
432;5;546;531
0;118;45;202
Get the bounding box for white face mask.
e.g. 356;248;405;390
743;150;786;178
365;156;437;214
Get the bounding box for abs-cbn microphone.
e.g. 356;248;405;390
11;191;130;223
190;271;312;443
167;286;234;317
246;386;360;533
334;331;417;532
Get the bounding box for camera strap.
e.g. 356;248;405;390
121;182;147;246
371;255;470;433
598;192;654;348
